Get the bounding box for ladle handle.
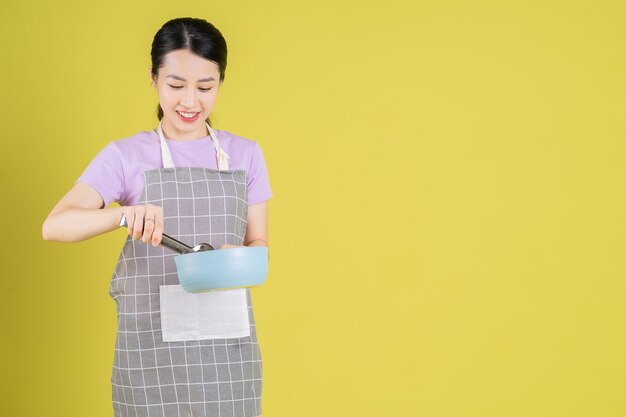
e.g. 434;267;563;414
119;213;193;255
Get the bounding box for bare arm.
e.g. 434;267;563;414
244;201;269;247
242;200;269;259
42;182;124;242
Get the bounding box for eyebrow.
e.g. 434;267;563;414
166;74;216;82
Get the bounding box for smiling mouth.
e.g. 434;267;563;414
177;110;200;118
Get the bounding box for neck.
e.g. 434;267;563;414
161;119;209;141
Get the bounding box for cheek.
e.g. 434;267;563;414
202;92;218;106
158;86;180;103
159;90;176;105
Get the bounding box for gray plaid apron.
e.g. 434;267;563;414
109;122;263;417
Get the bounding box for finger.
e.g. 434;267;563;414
126;210;135;236
152;214;163;246
151;227;163;247
142;208;156;244
132;207;145;240
152;207;164;246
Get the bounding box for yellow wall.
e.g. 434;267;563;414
2;0;625;416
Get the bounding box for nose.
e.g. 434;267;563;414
180;87;197;107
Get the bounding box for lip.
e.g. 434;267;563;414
177;110;201;122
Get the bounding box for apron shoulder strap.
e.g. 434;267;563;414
156;121;231;171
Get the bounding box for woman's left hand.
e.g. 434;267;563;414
219;244;245;250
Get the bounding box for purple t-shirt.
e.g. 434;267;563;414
76;128;273;207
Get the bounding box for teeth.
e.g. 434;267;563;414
178;111;198;118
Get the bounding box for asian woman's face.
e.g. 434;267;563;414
151;49;222;140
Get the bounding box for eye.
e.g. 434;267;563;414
167;85;212;92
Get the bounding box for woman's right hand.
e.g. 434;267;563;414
120;204;164;247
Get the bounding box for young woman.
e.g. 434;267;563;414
42;17;272;417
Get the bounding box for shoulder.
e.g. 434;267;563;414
216;129;273;204
93;130;158;166
214;128;266;170
214;128;259;153
107;129;156;152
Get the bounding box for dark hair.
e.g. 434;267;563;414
150;17;228;127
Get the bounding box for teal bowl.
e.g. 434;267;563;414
174;246;268;293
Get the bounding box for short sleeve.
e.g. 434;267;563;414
75;142;124;208
247;142;273;205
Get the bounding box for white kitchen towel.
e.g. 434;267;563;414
159;284;251;342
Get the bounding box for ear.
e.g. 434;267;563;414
149;67;156;87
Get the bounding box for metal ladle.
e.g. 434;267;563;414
119;214;214;254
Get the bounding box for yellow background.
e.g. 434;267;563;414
1;0;625;416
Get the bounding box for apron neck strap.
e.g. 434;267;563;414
156;120;230;170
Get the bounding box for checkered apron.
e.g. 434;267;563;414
109;122;263;417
